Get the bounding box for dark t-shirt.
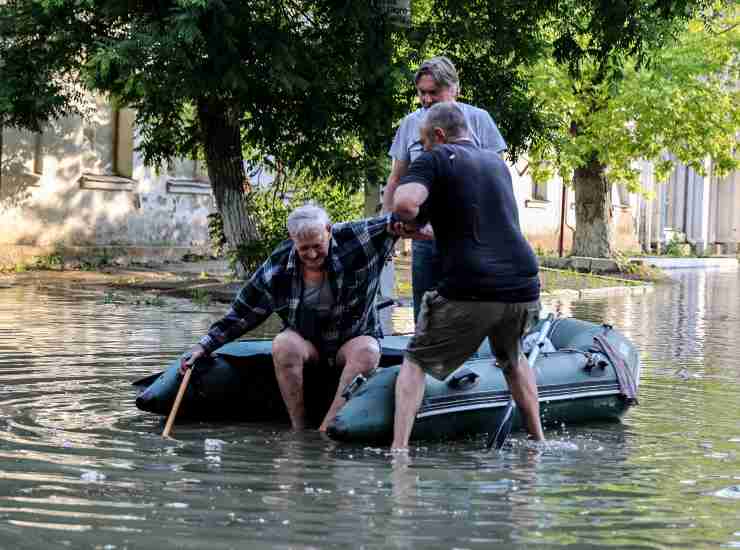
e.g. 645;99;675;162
399;141;540;303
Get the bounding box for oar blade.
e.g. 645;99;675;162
487;403;514;450
162;366;193;439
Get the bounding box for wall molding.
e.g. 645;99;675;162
525;198;550;209
166;178;212;195
79;173;136;192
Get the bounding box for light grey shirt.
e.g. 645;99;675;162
388;102;507;163
302;278;334;318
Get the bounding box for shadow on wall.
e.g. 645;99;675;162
2;114;214;258
4;111;130;247
1;119;93;245
0;129;38;211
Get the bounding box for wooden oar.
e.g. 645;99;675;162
162;366;193;438
487;313;555;451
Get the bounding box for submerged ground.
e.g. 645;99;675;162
0;261;738;549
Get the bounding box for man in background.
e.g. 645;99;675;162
383;55;507;321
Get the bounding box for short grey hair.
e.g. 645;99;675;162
415;56;459;95
286;204;330;239
422;102;469;140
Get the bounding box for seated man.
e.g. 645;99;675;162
182;204;397;431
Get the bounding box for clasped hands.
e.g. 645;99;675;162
389;217;434;240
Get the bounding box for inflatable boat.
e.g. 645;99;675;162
133;317;640;442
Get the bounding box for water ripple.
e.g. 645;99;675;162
0;270;738;548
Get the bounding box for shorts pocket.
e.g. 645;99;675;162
428;290;448;306
417;291;449;334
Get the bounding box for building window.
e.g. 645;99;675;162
532;180;548;201
166;157;212;195
79;99;135;191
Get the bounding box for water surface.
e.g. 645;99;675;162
0;268;738;549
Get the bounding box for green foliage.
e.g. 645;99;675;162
207;213;228;257
79;255;109;271
528;7;739;193
663;234;692;257
33;253;64;270
190;288;211;306
214;171;363;275
1;0;410;180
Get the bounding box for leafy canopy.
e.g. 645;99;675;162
526;3;739;189
2;0;728;187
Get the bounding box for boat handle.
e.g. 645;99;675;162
341;374;367;400
583;352;609;372
448;368;480;389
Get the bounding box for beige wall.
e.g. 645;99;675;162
5;98;733;269
0;105;214;267
509;160;640;256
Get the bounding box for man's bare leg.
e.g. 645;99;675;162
503;355;545;441
318;336;380;432
391;358;426;450
272;330;318;430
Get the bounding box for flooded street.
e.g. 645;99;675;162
0;267;739;549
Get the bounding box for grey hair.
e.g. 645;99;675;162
286;203;331;238
414;56;459;95
422;102;469;140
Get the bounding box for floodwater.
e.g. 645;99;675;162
0;267;739;549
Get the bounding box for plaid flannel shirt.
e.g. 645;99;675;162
199;214;396;356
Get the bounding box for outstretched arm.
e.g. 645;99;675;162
181;264;277;372
392;182;429;223
382;159;409;213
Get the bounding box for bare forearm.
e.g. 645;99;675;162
392;182;428;224
382;175;400;213
383;159;409;213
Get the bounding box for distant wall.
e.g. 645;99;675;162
15;98;736;270
1;104;215;268
511;160;651;256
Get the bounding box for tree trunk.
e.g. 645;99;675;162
363;162;383;217
197;99;259;271
572;159;614;258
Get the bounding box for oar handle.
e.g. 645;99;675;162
526;314;555;368
162;367;192;438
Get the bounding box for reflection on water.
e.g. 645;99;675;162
0;268;739;549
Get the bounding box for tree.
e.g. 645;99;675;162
526;1;739;257
0;1;411;268
4;0;723;265
0;0;554;267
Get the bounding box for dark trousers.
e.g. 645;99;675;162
411;239;443;322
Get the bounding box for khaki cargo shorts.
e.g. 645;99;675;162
405;290;539;380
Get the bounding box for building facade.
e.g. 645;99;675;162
1;106;738;269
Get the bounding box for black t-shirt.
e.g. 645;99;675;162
399;141;540;302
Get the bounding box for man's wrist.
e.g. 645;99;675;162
198;336;215;355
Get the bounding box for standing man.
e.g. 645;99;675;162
182;204;397;432
384;55;507;321
390;102;544;450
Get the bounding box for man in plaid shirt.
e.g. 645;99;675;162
182;204;398;431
